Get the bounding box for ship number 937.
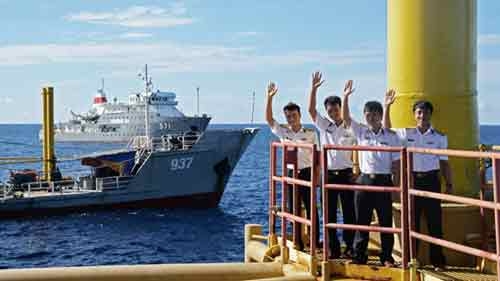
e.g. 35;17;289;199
170;157;193;171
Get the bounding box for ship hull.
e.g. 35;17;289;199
0;192;221;219
0;128;258;218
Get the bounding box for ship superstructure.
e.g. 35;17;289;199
47;66;210;142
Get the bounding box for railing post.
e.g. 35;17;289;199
478;145;489;266
322;147;329;262
269;143;276;238
281;143;289;264
28;183;31;197
407;151;417;262
310;145;318;274
491;157;500;279
400;147;410;269
116;177;120;189
290;148;300;250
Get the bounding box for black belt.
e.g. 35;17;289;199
329;168;352;175
413;170;439;178
362;173;391;179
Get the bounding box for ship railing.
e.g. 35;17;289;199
1;182;15;201
20;178;85;197
268;141;319;274
321;144;409;267
269;141;500;278
127;132;202;152
405;147;500;277
95;176;134;191
151;133;202;151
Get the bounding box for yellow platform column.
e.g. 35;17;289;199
388;0;484;268
387;0;478;196
41;87;55;181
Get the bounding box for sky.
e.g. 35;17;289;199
0;1;498;124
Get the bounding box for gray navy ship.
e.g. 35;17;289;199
3;67;259;218
45;66;210;142
1;128;258;218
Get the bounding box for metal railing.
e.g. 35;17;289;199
321;144;409;267
128;133;202;152
268;141;500;278
406;147;500;278
269;142;319;268
95;176;133;191
0;175;133;201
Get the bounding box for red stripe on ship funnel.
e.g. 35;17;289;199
94;96;107;104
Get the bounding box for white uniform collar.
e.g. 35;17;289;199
326;117;344;128
369;126;384;136
416;126;434;136
287;125;305;134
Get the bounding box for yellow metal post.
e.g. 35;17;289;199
41;87;55;181
388;0;478;196
41;88;48;180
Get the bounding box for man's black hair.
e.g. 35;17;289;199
324;96;342;108
363;101;383;115
413;100;433;114
283;102;301;114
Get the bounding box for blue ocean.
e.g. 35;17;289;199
0;124;498;269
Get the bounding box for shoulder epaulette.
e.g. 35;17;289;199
433;129;445;136
385;128;397;135
405;128;417;134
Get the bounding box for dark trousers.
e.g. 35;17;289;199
327;168;355;257
287;167;320;250
354;174;395;264
413;170;446;266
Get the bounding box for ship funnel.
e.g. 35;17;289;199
41;87;56;181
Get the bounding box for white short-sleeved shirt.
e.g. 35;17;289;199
314;113;356;170
270;120;318;170
395;127;448;172
350;121;401;174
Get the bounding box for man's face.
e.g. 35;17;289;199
284;110;301;127
326;103;342;122
364;110;382;128
414;107;432;127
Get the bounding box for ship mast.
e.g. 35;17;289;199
142;64;152;149
251;91;255;124
196;86;200;116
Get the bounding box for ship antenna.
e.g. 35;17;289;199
143;64;152;150
251;91;256;124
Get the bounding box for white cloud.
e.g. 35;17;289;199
0;42;383;73
479;34;500;46
120;32;153;39
0;97;13;104
65;4;194;28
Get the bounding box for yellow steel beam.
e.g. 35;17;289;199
0;263;283;281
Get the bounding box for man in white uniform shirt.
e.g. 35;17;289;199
265;81;319;251
342;86;401;267
383;92;453;268
307;72;357;259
